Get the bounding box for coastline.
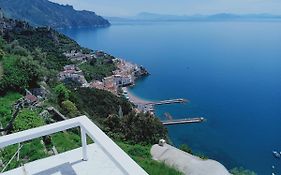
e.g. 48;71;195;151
124;87;153;105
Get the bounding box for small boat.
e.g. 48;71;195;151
272;151;281;158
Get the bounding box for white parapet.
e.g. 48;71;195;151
0;115;148;175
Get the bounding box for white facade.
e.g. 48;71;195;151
114;75;133;87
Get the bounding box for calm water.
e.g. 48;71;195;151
60;21;281;174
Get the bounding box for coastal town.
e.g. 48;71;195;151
0;1;268;174
59;49;149;98
58;50;196;117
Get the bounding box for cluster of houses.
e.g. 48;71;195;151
59;50;148;96
89;58;147;95
22;88;48;108
58;65;88;87
114;59;149;79
63;50;92;62
63;50;110;62
89;74;134;94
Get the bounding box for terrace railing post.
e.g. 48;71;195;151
80;127;88;161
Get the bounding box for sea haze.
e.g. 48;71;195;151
59;21;281;174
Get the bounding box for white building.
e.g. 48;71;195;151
114;75;134;87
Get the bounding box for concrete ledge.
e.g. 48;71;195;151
151;144;230;175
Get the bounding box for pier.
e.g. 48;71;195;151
162;117;205;126
144;98;188;106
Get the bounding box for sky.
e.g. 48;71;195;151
50;0;281;17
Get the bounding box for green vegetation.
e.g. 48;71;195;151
230;167;257;175
5;27;72;72
51;131;81;153
0;55;42;93
61;100;79;118
0;139;48;172
121;112;167;144
0;62;3;80
73;87;132;119
0;92;22;126
71;87;167;144
14;109;45;132
118;142;183;175
54;83;71;102
79;57;116;81
0;49;4;59
0;49;4;80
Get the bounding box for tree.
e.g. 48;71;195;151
0;49;4;60
61;100;79;118
73;88;132;119
0;55;42;93
54;84;70;102
12;45;28;56
121;112;167;144
0;37;6;49
104;114;122;132
14;109;45;132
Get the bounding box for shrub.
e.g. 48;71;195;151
121;112;167;144
73;87;132;119
14;109;45;132
0;49;4;60
54;83;70;102
61;100;79;118
0;55;42;93
0;92;22;126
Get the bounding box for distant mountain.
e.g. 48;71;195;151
0;0;110;28
107;12;281;22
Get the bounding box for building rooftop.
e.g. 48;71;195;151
0;116;148;175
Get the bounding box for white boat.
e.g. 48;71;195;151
272;151;281;158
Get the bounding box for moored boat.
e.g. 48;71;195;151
272;151;281;158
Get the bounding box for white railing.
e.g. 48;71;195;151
0;115;148;175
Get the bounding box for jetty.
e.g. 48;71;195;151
144;98;188;106
162;117;205;126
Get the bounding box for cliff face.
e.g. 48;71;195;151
0;0;110;28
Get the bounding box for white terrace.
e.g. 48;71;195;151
0;116;148;175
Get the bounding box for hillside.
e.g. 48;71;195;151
0;14;176;174
0;0;110;28
0;63;3;79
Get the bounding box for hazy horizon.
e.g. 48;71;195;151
50;0;281;17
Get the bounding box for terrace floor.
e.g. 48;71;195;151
2;143;124;175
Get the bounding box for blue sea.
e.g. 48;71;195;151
60;21;281;174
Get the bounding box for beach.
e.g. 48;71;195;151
123;87;153;105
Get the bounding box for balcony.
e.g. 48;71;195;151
0;116;148;175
